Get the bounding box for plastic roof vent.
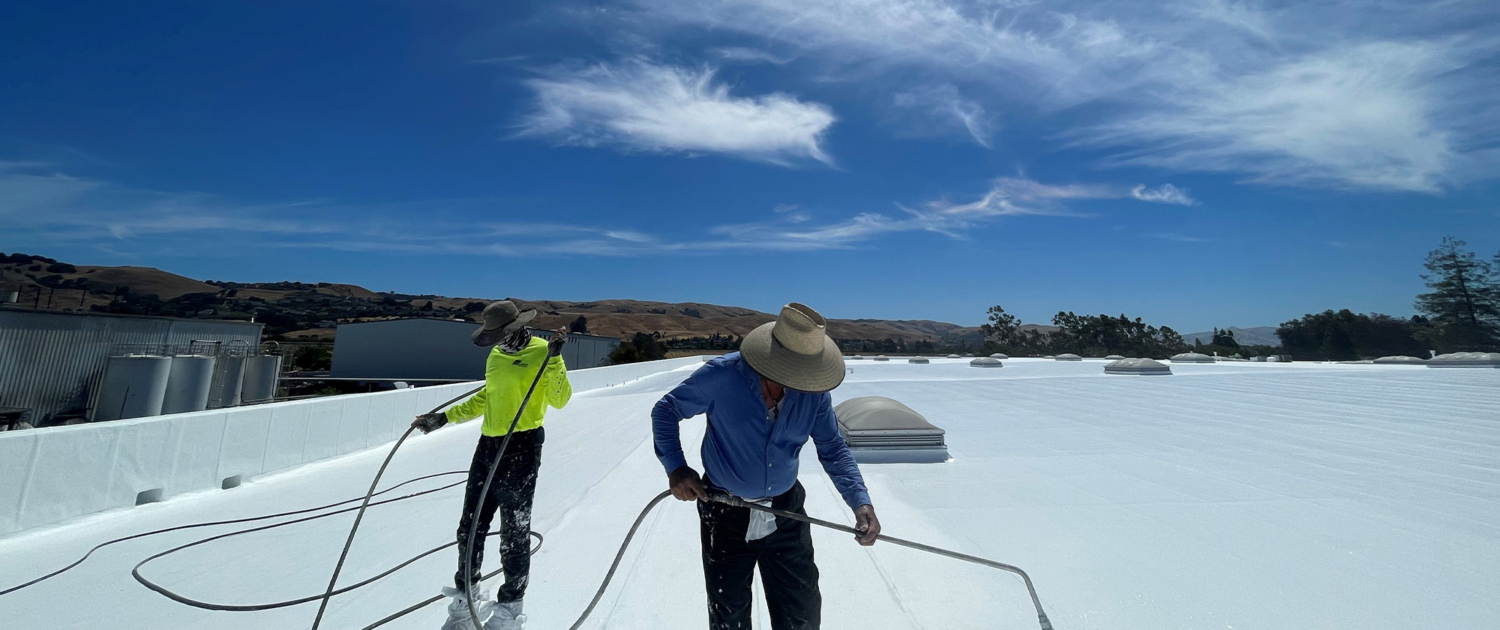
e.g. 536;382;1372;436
1105;358;1172;375
1373;356;1426;364
1427;352;1500;368
834;396;947;464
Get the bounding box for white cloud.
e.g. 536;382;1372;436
1130;183;1196;205
3;165;1191;257
712;47;793;65
617;0;1499;192
516;60;836;166
892;85;997;147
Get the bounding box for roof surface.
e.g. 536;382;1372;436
2;358;1497;629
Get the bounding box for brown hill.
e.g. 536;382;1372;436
3;254;982;344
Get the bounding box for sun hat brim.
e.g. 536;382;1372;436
471;308;537;346
740;321;846;393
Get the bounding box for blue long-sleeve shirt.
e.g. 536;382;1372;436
652;352;872;511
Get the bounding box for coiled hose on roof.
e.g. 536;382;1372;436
2;381;1057;630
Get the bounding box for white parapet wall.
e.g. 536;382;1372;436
0;355;710;537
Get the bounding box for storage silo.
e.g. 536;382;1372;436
1105;358;1172;375
1055;353;1082;361
1170;352;1215;363
969;357;1003;368
95;355;173;421
210;356;246;408
241;355;282;403
162;355;216;415
834;396;947;464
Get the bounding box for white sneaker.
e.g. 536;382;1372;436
482;600;525;630
439;584;494;630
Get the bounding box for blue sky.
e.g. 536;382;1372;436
2;0;1498;331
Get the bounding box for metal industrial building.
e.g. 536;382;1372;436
330;318;621;380
0;307;264;426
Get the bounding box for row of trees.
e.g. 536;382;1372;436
1275;237;1499;360
980;307;1191;358
972;237;1500;362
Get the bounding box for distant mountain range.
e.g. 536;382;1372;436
1181;326;1280;346
0;254;984;344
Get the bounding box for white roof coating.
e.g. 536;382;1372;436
2;360;1499;630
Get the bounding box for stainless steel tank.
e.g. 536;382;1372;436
95;355;173;421
241;355;282;404
162;355;216;414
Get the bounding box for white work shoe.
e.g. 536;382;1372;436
483;600;525;630
439;584;494;630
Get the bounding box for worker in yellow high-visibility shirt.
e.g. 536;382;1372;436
411;300;571;630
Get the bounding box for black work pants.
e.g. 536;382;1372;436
698;480;821;630
454;427;543;603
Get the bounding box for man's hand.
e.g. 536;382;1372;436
549;327;569;356
411;413;447;434
854;504;880;546
668;466;708;502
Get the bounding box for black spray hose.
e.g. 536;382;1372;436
460;344;560;630
704;490;1055;630
308;382;486;630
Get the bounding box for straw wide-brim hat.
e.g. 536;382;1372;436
472;300;537;346
741;302;846;393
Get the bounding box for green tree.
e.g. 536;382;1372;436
1415;237;1500;351
569;315;588;333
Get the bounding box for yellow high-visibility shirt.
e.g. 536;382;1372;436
444;336;571;436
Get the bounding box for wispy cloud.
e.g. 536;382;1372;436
1144;232;1211;243
515;59;836;166
618;0;1500;192
712;47;794;65
892;85;997;148
3;164;1196;258
1130;184;1197;206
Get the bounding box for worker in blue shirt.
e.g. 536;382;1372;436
652;302;880;630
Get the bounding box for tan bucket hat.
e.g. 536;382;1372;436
472;300;537;346
740;302;846;393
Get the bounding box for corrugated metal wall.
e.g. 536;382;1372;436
0;309;263;425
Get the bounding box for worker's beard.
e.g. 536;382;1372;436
499;329;532;354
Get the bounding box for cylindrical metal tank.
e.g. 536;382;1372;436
162;355;216;415
241;355;282;404
94;355;173;421
210;356;246;408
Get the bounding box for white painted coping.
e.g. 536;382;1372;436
0;355;709;537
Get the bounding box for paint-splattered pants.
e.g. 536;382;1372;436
454;427;543;603
699;480;821;630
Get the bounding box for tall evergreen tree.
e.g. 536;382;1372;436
1415;237;1500;351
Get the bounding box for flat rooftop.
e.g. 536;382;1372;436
1;358;1497;628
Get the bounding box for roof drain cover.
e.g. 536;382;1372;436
835;396;948;464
